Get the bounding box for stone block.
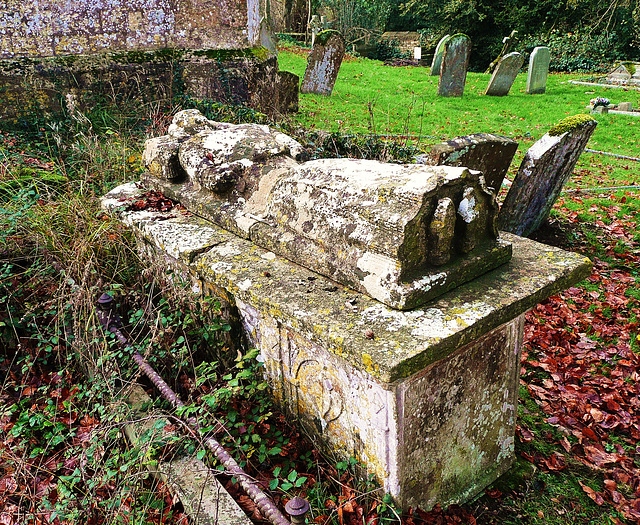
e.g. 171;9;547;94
102;181;591;509
618;102;633;112
485;52;524;96
438;34;471;97
142;110;512;310
424;133;519;193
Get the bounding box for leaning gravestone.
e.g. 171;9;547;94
300;30;346;96
430;34;450;76
499;114;597;236
485;52;524;96
526;46;551;94
421;133;519;192
438;34;471;97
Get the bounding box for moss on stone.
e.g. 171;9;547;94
191;47;269;62
110;48;184;64
548;114;596;137
315;30;342;47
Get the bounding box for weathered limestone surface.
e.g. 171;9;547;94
421;133;519;193
101;181;591;509
300;30;346;96
526;46;551;95
430;35;450;76
499;115;597;236
0;0;265;58
142;110;511;310
438;34;471;97
0;0;298;117
485;52;524;96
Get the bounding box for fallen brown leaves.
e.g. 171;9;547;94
522;193;640;522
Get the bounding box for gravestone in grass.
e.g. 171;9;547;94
422;133;519;193
438;34;471;97
485;52;524;96
526;46;551;94
300;30;345;96
430;34;450;76
499;115;597;237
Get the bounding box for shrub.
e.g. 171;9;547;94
521;29;635;73
373;38;411;62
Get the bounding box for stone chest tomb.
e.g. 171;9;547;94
103;110;591;510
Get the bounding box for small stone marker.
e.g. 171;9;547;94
485;52;524;96
618;102;633;111
438;33;471;97
526;46;551;94
300;30;345;96
430;34;450;76
499;114;597;236
422;133;519;192
413;47;421;60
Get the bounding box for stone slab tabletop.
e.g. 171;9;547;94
103;182;592;384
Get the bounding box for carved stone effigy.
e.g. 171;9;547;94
142;109;511;309
101;109;590;510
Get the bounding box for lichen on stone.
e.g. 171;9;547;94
548;114;597;137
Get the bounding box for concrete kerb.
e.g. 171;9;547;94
123;384;253;525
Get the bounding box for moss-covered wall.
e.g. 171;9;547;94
0;49;298;119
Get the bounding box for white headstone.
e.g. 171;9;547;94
526;46;551;95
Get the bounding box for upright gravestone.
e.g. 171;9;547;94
430;34;450;76
485;52;524;96
300;30;345;96
526;46;551;94
438;34;471;97
421;133;519;192
498;114;597;236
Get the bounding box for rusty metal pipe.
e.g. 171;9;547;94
96;293;296;525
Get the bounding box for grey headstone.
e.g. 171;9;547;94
485;52;524;96
526;46;551;94
618;102;633;111
300;30;346;96
608;64;632;81
499;115;597;236
425;133;519;193
438;34;471;97
430;34;450;76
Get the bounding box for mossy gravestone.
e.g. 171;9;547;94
424;133;519;193
526;46;551;94
438;34;471;97
485;52;524;96
430;34;450;76
498;115;597;236
300;30;345;96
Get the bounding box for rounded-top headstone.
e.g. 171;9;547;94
526;46;551;95
485;52;524;96
437;34;471;98
300;30;346;96
430;34;450;76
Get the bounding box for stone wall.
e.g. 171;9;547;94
0;0;298;118
0;0;259;59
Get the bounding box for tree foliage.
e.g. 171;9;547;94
396;0;640;69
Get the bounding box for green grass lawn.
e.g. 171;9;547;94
278;47;640;190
